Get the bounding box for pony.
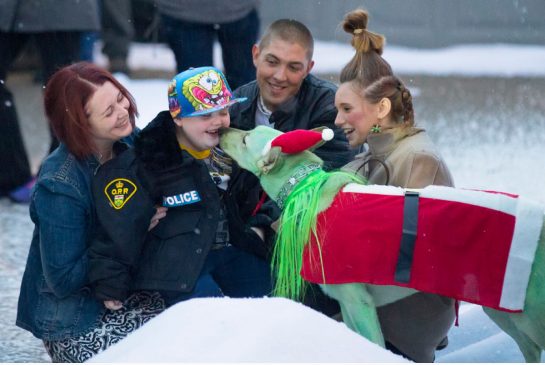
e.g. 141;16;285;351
219;125;545;362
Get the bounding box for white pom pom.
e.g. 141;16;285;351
322;128;334;141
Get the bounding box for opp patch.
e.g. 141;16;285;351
104;178;137;210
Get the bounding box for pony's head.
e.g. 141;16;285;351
219;126;331;204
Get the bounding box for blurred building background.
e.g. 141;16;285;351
11;0;544;73
258;0;544;47
124;0;544;47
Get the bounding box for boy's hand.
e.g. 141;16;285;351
104;300;123;311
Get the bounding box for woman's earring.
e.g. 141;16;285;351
370;124;381;134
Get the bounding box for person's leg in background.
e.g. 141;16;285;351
35;31;83;153
218;9;259;90
80;1;101;63
80;31;99;62
101;0;134;74
159;14;215;73
0;32;33;201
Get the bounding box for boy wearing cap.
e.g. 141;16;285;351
88;67;274;309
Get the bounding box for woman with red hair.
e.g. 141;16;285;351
15;62;165;362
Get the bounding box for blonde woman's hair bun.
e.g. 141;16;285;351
342;8;385;55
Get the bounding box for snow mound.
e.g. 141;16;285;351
89;297;406;363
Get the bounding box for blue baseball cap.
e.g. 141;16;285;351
167;66;246;119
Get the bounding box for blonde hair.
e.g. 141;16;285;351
339;9;414;127
365;75;415;126
339;9;393;88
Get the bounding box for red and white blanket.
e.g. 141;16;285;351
301;184;544;312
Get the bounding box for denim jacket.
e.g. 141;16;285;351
16;136;134;341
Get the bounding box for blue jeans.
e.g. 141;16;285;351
161;245;272;306
159;9;259;90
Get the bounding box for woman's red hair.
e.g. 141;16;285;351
44;62;138;159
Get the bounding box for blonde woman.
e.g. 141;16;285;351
334;9;455;362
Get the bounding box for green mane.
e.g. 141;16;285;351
272;169;365;300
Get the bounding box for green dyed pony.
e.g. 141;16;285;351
220;125;545;362
272;169;364;300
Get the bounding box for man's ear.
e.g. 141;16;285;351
257;147;282;175
306;59;315;75
252;44;260;68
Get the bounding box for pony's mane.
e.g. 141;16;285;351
272;169;365;300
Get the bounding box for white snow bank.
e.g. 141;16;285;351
89;297;406;363
95;41;545;77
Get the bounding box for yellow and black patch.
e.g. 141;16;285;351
104;178;137;210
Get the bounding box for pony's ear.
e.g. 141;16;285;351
257;146;282;175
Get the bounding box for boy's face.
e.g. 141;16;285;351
252;37;314;112
174;108;231;151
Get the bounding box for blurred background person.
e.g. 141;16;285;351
156;0;259;90
0;0;100;203
100;0;134;74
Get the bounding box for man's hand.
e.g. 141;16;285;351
148;206;168;231
270;219;280;233
250;226;265;241
104;300;123;310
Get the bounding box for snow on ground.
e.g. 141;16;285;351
90;297;407;363
94;40;545;78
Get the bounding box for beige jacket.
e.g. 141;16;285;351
343;126;455;362
344;127;453;188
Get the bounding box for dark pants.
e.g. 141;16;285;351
160;9;259;90
161;245;272;306
0;31;81;191
101;0;134;61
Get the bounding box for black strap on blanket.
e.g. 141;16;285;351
394;191;420;283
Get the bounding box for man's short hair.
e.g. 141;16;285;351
258;19;314;60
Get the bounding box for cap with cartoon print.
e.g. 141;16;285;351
167;66;247;119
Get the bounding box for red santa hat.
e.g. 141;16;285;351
262;128;334;156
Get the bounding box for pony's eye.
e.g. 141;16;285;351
243;135;248;145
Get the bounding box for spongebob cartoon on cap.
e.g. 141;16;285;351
168;66;246;119
168;80;181;118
